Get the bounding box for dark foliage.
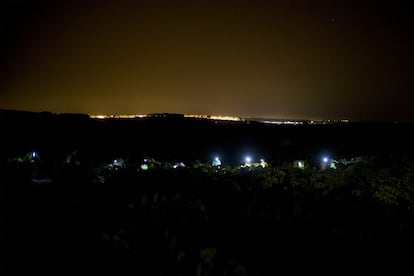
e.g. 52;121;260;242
1;110;414;275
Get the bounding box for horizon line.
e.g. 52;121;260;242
2;108;413;124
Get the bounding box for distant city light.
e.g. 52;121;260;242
90;114;148;119
89;114;350;125
184;114;242;121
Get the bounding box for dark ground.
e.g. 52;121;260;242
1;110;414;275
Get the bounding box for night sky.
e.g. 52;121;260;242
1;0;413;121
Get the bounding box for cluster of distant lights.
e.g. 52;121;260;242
90;114;147;119
259;119;349;125
89;114;350;125
184;114;242;122
261;120;304;125
89;114;242;121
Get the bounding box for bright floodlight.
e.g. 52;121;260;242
245;156;252;163
323;157;329;163
212;157;221;167
32;152;36;158
114;159;118;163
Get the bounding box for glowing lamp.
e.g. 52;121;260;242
212;157;221;167
260;158;268;168
173;162;185;169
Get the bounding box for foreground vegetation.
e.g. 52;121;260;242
4;154;414;275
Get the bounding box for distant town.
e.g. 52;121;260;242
89;113;350;125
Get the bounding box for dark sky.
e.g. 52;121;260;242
1;0;413;121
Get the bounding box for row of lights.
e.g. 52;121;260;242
139;156;269;171
27;151;333;170
212;156;268;168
